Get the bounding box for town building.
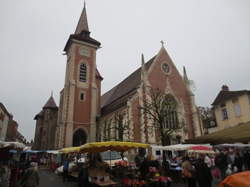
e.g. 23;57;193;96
33;96;58;150
209;85;250;133
34;4;202;149
0;102;12;141
6;119;18;141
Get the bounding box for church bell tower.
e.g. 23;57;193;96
58;3;102;147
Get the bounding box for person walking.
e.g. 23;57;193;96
215;151;228;179
195;158;212;187
182;157;197;187
62;158;69;182
234;152;243;172
18;162;39;187
0;163;10;187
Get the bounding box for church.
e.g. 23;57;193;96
33;4;202;150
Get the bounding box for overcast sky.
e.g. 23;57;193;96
0;0;249;141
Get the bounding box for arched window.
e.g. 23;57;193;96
162;94;179;129
79;63;87;82
73;129;87;146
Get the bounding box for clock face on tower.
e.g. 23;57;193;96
79;47;90;57
162;63;170;73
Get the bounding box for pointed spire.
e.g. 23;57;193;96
75;2;90;35
183;66;189;83
43;95;58;109
141;53;146;81
141;53;145;66
51;90;53;97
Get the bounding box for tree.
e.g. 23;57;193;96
139;87;184;146
198;106;217;134
102;111;130;141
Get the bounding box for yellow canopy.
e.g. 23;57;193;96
79;141;150;153
59;146;81;153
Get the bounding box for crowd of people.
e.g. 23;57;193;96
176;148;250;187
133;147;250;187
1;146;250;187
0;156;39;187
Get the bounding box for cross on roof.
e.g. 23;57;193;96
160;40;165;47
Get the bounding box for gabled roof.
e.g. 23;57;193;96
0;102;12;118
96;69;103;80
212;90;250;106
101;55;156;109
43;96;58;109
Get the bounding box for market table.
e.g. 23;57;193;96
92;180;118;186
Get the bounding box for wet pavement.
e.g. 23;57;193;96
38;169;219;187
38;169;76;187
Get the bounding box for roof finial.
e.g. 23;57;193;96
84;0;86;9
51;90;53;97
183;66;189;83
141;53;145;66
141;53;146;82
160;40;165;47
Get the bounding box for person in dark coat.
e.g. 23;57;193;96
244;151;250;170
78;163;91;187
195;158;212;187
18;162;39;187
234;152;243;172
134;148;146;169
215;152;228;179
62;158;69;182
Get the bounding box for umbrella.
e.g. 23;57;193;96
219;171;250;187
79;141;150;153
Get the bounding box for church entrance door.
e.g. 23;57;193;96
73;129;87;146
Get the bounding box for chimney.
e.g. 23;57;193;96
221;85;229;91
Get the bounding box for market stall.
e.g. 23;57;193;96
70;141;173;186
79;141;151;186
187;145;215;154
0;141;26;149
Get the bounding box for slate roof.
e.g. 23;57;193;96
101;55;156;110
0;102;12;118
34;111;44;120
212;90;250;106
64;34;101;52
64;4;101;51
43;96;58;109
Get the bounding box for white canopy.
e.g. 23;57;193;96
151;144;195;151
46;150;60;154
151;144;212;151
0;141;26;148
